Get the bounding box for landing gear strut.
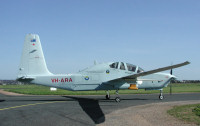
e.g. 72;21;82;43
159;89;164;100
115;90;121;102
105;90;110;100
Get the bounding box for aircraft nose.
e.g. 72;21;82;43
169;74;177;79
163;73;177;79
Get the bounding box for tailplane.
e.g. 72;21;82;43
18;34;52;79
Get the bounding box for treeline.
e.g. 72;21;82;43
172;80;200;83
0;79;200;85
0;80;22;85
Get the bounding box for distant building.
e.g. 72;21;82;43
0;79;199;85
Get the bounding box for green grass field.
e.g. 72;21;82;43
167;104;200;125
0;83;200;95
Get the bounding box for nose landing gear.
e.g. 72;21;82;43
159;89;164;100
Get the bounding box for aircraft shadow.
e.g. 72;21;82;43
120;98;149;100
9;99;73;102
63;96;105;124
0;100;5;102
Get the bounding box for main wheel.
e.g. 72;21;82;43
159;95;164;100
106;95;110;100
115;97;121;102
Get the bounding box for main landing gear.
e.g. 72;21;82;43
106;90;164;101
159;89;164;100
115;90;121;102
105;90;110;100
105;90;121;102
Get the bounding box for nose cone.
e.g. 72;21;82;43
169;74;177;79
161;73;177;80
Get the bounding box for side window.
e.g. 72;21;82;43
109;62;119;69
120;62;125;70
110;63;115;68
127;63;136;72
116;62;119;69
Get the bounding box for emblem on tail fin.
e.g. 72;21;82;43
31;39;36;42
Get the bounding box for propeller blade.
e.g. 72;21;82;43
170;62;173;75
170;69;173;75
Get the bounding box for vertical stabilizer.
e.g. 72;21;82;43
18;34;52;78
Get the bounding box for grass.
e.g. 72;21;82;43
193;105;200;116
0;83;200;95
167;104;200;125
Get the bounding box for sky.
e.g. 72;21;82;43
0;0;199;80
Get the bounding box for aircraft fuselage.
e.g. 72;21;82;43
28;70;173;91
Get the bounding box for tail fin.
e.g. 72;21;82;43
18;34;52;78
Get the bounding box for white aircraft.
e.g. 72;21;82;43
17;34;190;102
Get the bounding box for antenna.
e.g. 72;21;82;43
94;60;98;65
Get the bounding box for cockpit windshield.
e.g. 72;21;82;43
126;63;136;72
137;67;144;73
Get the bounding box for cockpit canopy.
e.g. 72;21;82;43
109;62;144;73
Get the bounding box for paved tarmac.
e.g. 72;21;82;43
0;93;200;126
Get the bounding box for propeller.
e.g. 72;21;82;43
170;62;173;95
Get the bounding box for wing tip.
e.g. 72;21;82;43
185;61;191;65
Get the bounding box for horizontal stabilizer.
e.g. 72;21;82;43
16;76;35;82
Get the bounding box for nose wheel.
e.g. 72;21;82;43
159;90;164;100
159;95;164;100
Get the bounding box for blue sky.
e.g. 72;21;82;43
0;0;199;80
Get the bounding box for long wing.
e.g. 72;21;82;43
124;61;190;79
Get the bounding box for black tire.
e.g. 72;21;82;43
115;97;121;102
159;95;164;100
106;95;110;100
